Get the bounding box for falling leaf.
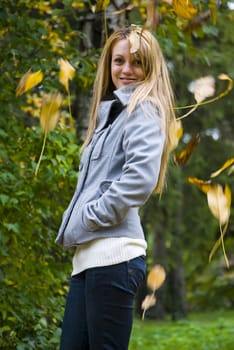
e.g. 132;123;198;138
141;294;156;320
188;177;212;194
227;165;234;175
169;119;183;151
193;76;215;103
210;158;234;178
207;184;231;225
128;30;141;53
92;0;110;12
175;134;200;165
177;73;233;121
58;59;75;93
173;0;197;19
16;69;43;96
208;184;231;268
147;265;166;292
163;0;197;19
35;93;63;176
40;93;63;133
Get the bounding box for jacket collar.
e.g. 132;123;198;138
96;85;137;132
113;84;137;106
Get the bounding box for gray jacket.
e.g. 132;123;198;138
55;85;165;248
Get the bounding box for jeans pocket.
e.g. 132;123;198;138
127;256;146;295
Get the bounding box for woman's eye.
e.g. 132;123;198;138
135;59;142;66
113;57;123;64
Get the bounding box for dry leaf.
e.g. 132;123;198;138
35;92;63;176
58;59;75;93
128;30;141;54
16;69;43;96
141;294;156;320
207;184;231;225
188;177;212;194
193;76;215;103
208;184;231;267
175;134;200;165
169;119;183;151
40;93;63;133
147;265;166;292
210;158;234;178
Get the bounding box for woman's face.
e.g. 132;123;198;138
111;39;145;89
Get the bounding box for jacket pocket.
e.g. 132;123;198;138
91;125;112;160
99;180;112;194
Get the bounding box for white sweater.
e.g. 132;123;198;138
72;237;147;276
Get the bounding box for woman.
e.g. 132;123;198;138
56;26;175;350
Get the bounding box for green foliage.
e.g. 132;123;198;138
0;120;79;349
129;310;234;350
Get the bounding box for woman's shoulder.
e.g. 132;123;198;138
132;99;160;122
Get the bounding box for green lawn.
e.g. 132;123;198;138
129;310;234;350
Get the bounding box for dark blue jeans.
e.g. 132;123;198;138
60;255;146;350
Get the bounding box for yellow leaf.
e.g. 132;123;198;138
141;294;156;320
193;76;215;103
210;158;234;178
224;184;232;210
169;119;183;151
40;93;63;133
16;69;43;96
188;177;212;194
147;265;166;292
207;184;231;225
175;134;200;165
58;59;75;93
93;0;110;12
172;0;198;20
227;165;234;175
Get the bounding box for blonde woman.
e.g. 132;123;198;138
56;26;175;350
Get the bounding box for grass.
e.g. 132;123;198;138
129;310;234;350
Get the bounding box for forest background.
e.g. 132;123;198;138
0;0;233;349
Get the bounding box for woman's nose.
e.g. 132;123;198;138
122;62;133;74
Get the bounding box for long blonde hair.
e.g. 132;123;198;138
83;27;176;193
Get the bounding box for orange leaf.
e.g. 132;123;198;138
188;177;212;194
175;134;200;165
147;265;166;292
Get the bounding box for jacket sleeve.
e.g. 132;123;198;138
81;102;165;231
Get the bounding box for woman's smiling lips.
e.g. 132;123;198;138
120;77;136;84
